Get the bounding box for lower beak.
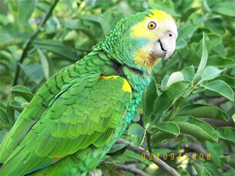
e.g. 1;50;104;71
153;36;176;61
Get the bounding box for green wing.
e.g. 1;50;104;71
0;63;132;176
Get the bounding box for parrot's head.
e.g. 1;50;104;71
99;9;178;72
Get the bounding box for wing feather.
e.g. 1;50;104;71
0;74;132;176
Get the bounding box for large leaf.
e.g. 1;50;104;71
177;104;229;121
205;141;223;167
20;63;44;84
201;66;223;81
201;80;234;101
142;80;158;118
194;33;210;83
179;167;190;176
220;155;235;169
207;55;235;69
107;143;128;156
170;116;218;142
212;2;235;17
128;123;146;147
37;49;50;80
153;81;191;115
34;40;78;61
11;85;34;102
151;131;177;145
192;161;212;176
181;65;195;82
0;107;11;129
154;122;180;136
217;127;235;144
17;0;38;24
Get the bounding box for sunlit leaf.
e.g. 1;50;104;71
170;116;218;142
217;127;235;144
177;104;229;121
17;0;38;24
201;80;234;101
212;2;235;17
192;161;212;176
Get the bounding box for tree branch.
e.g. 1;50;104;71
103;161;148;176
13;0;60;86
201;118;234;127
116;138;180;176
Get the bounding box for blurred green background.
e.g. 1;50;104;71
0;0;235;175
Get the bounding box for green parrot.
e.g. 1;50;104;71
0;9;177;176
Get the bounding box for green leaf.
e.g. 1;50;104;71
160;75;169;90
181;65;195;82
176;24;198;49
166;71;184;88
10;100;24;112
81;15;111;35
151;131;176;145
216;75;235;88
179;167;190;176
201;80;234;101
205;141;223;167
217;127;235;144
11;85;34;102
194;33;210;83
202;0;211;13
201;66;223;81
154;122;180;136
192;161;212;176
204;19;226;36
20;63;44;84
128;123;146;147
17;0;38;24
212;2;235;17
153;81;191;115
0;107;11;129
34;40;78;61
170;116;218;142
107;143;128;156
177;104;229;121
207;55;235;69
220;155;235;168
37;49;50;80
142;80;157;118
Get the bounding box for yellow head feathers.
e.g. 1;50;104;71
130;10;177;40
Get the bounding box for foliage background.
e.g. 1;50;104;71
0;0;235;175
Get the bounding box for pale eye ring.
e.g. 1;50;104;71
147;21;157;30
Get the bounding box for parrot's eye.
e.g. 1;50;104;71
147;21;157;30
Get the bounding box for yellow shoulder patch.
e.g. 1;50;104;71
100;75;119;79
100;75;132;93
122;79;132;93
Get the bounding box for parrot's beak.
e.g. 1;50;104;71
153;32;177;61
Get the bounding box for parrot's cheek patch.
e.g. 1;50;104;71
133;44;159;70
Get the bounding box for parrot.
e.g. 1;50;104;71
0;9;177;176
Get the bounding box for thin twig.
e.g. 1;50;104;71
201;118;234;127
158;142;208;155
116;138;180;176
103;161;148;176
13;0;60;86
213;97;228;106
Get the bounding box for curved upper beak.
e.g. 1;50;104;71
153;32;177;61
